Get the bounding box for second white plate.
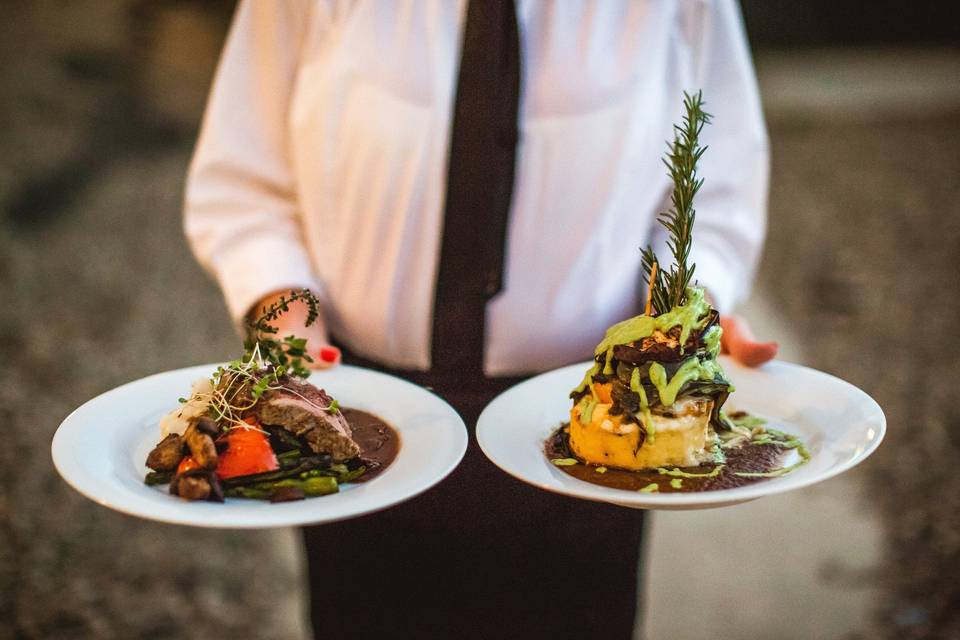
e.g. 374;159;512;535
476;356;885;510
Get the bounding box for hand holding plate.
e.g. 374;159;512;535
253;291;341;369
720;315;778;368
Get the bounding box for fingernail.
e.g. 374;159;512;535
319;347;340;363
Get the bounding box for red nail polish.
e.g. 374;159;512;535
319;347;339;363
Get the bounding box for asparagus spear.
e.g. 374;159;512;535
144;471;173;486
225;476;339;500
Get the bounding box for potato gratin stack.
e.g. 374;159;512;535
568;287;732;470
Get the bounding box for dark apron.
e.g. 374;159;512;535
303;349;645;639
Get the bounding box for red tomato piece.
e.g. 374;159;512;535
176;455;200;475
215;427;279;480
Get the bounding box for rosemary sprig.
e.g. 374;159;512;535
243;288;321;378
642;91;711;314
641;246;668;318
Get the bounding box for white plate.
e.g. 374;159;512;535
477;356;885;510
52;364;467;528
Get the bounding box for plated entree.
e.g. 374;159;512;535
547;92;807;493
145;290;398;502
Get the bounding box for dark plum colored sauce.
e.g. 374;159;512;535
342;408;400;482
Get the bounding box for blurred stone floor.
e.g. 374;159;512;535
1;4;309;640
1;4;958;640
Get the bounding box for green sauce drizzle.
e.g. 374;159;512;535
630;366;655;442
727;412;767;429
572;361;601;396
702;324;722;356
571;287;728;414
579;395;598;425
648;356;723;407
657;465;725;478
733;430;811;477
593;287;712;365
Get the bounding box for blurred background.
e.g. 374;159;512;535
1;2;957;638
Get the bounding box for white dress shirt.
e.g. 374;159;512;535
185;0;769;376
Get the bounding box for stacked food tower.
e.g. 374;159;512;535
568;92;734;471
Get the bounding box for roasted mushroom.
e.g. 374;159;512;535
170;469;225;503
183;421;218;469
170;472;211;501
145;433;184;471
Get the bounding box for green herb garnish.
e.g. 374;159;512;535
641;90;712;315
244;288;321;379
178;289;337;431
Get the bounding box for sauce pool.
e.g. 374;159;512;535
342;408;400;482
544;423;804;493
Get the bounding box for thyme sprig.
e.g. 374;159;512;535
642;91;712;314
195;289;337;431
243;288;321;378
170;290;336;435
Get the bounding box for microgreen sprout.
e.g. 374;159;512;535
176;289;339;432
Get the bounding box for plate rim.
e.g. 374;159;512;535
52;363;468;528
476;357;886;509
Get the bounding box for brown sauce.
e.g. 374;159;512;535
544;424;798;493
343;408;400;482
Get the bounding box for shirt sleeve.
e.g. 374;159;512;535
183;0;323;324
655;0;770;314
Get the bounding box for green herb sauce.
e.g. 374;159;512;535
649;356;724;407
657;464;726;479
572;287;725;408
594;287;712;365
630;366;656;442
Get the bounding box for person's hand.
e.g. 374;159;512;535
720;315;778;367
251;291;341;370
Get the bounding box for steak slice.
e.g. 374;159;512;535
253;378;360;462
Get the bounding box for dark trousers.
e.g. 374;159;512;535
303;353;646;639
